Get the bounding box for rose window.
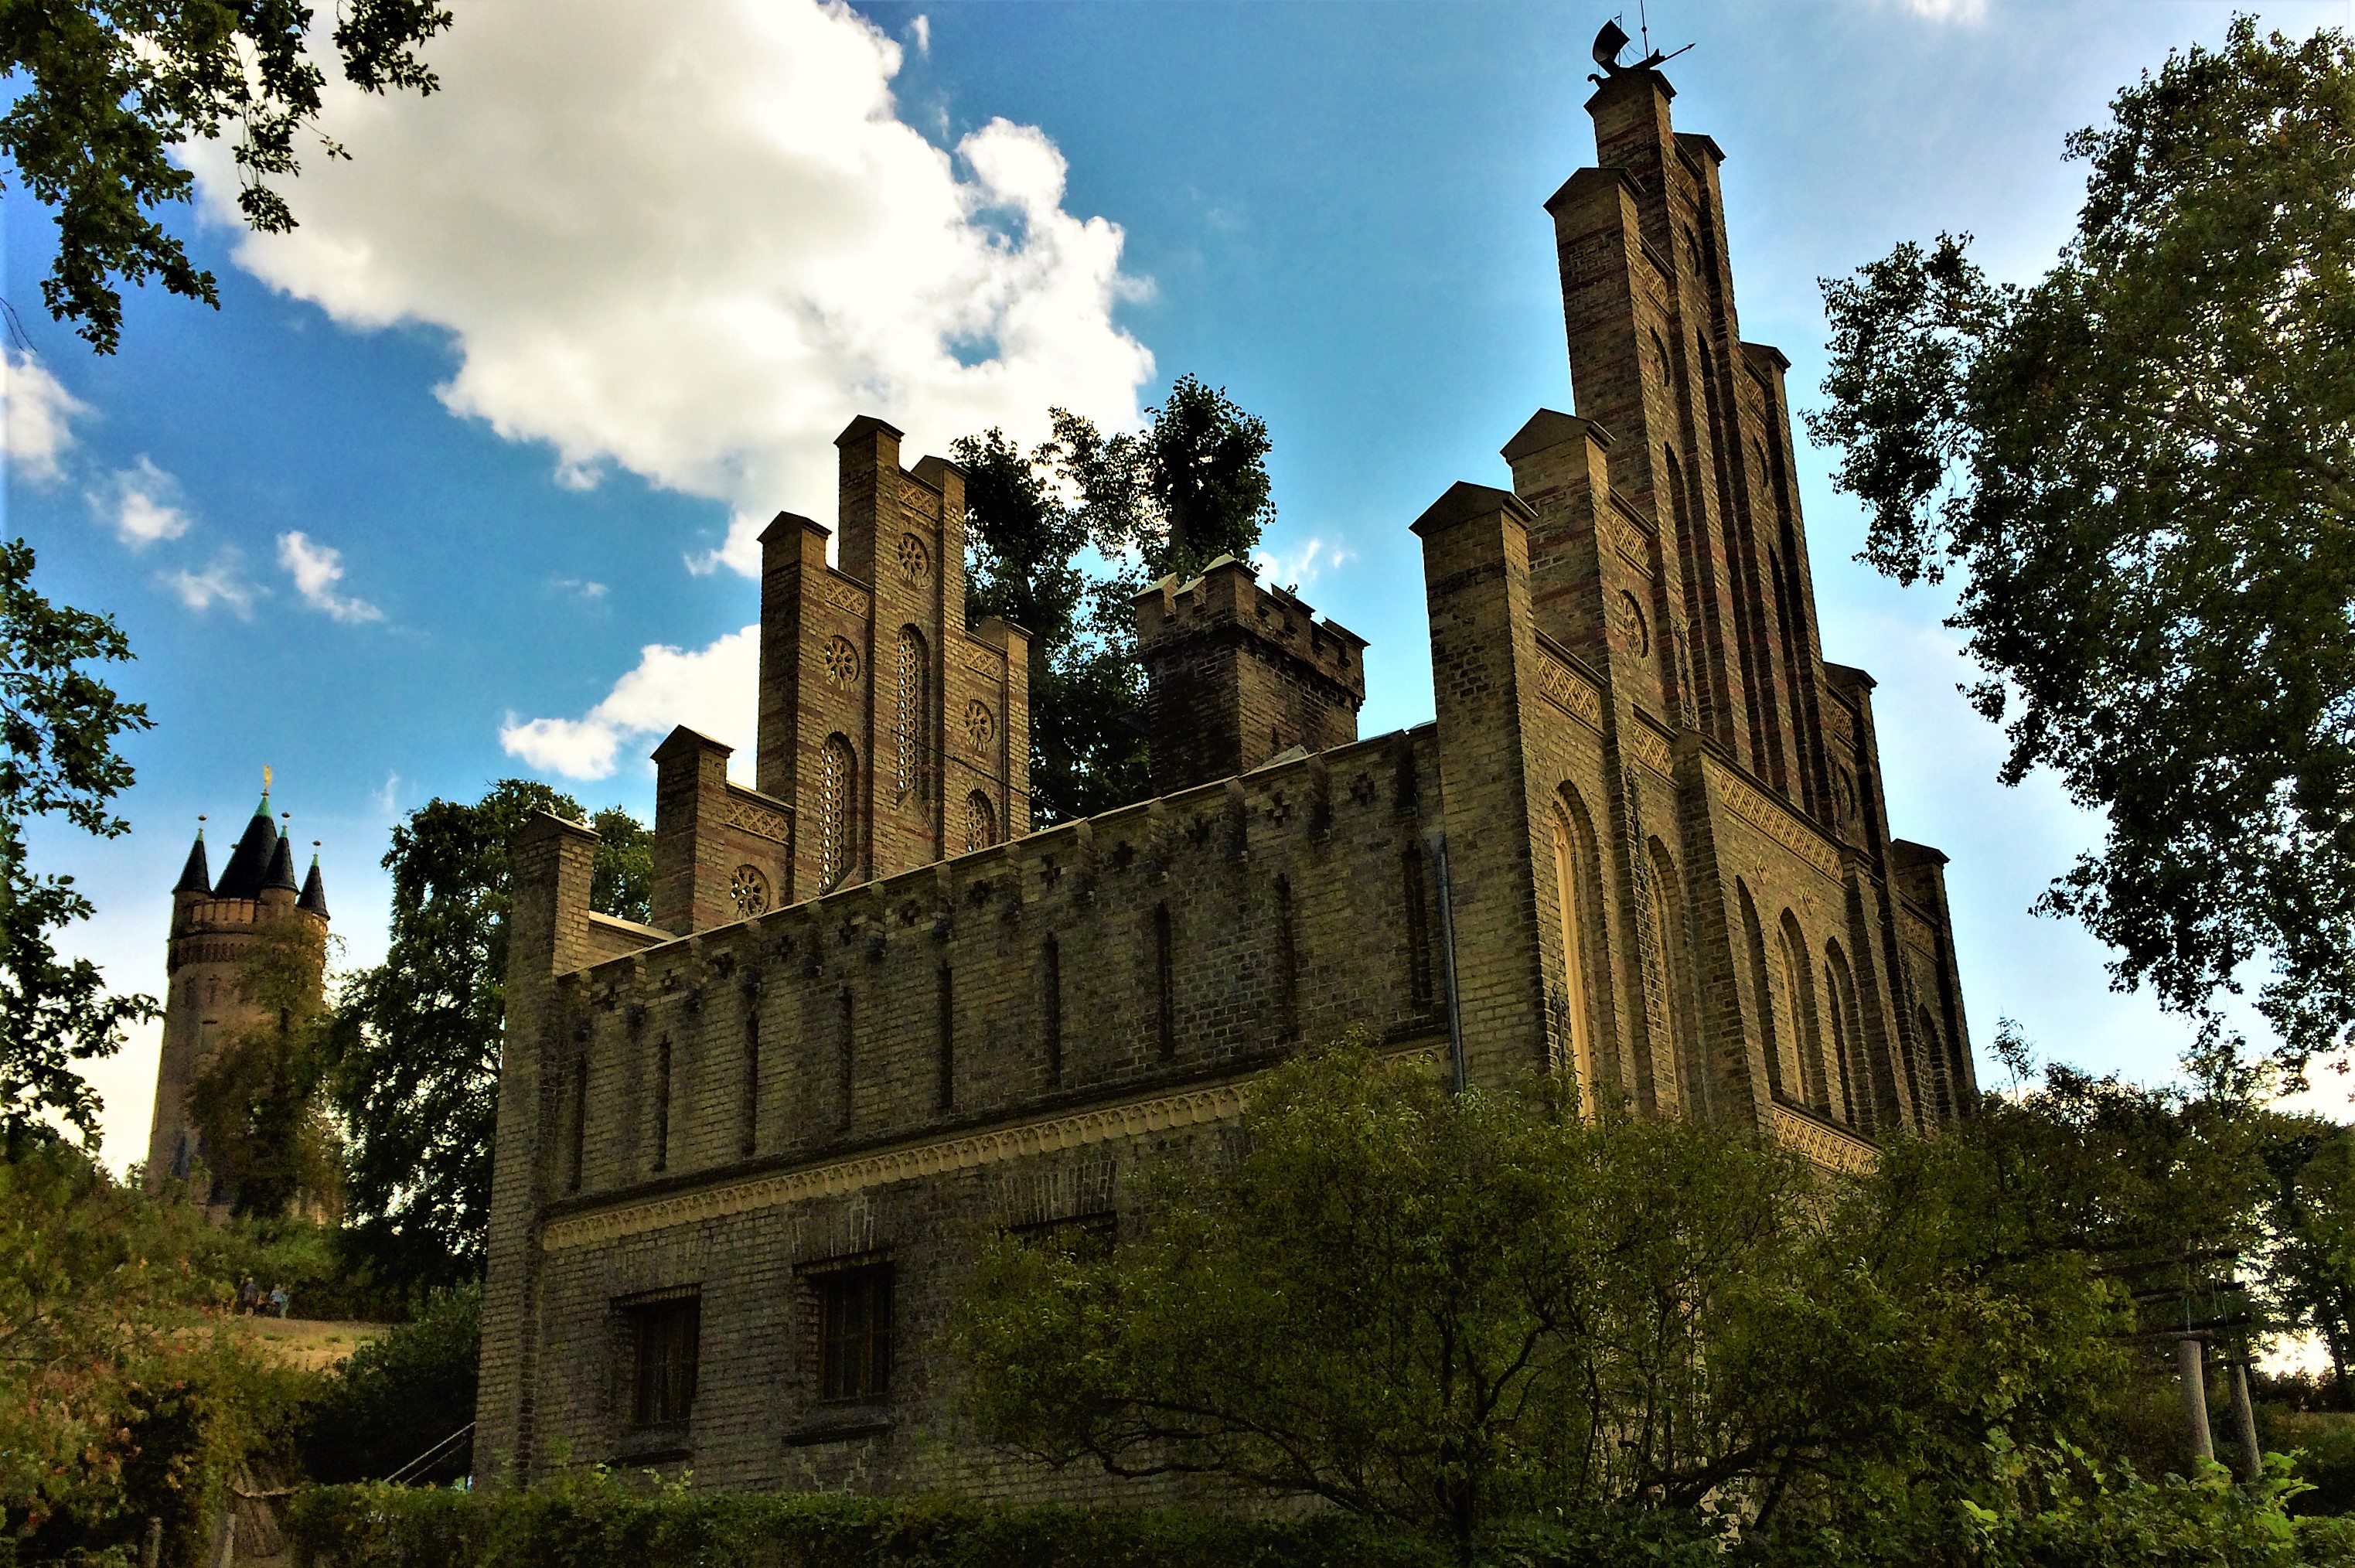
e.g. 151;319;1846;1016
731;865;771;919
822;636;861;689
897;533;930;584
963;699;993;758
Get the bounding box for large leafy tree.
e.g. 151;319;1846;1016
2;0;452;353
1808;20;2355;1064
184;916;342;1219
956;375;1276;821
329;782;646;1289
0;539;158;1154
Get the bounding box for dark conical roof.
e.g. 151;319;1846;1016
212;797;280;900
172;831;211;896
298;854;329;919
261;830;299;893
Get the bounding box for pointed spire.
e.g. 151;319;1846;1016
213;796;281;900
261;830;299;893
298;847;329;919
172;825;212;897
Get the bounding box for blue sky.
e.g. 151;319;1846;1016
6;0;2348;1170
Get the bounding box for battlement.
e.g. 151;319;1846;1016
1133;556;1368;796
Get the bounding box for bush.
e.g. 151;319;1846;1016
285;1479;1447;1568
298;1283;480;1484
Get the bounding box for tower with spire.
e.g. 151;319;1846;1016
144;772;330;1207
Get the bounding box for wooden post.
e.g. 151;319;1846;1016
140;1516;162;1568
2179;1336;2215;1463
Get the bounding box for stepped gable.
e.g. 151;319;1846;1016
211;796;280;899
298;854;329;918
172;831;211;897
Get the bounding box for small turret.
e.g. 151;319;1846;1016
298;850;329;919
172;825;212;898
261;829;300;897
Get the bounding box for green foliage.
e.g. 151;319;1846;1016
0;0;452;353
329;784;647;1293
1808;19;2355;1062
285;1476;1443;1568
0;537;158;1154
0;1140;320;1566
2261;1121;2355;1401
590;806;654;927
187;917;342;1219
957;376;1276;821
298;1283;479;1484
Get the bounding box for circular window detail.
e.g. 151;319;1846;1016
730;864;771;919
822;636;861;689
897;533;930;585
1615;591;1651;657
963;699;994;758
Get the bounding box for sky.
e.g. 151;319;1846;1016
5;0;2350;1173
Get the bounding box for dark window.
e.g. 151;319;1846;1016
835;987;854;1133
652;1038;672;1172
1402;844;1433;1011
936;965;955;1113
1273;874;1299;1041
1153;903;1174;1062
741;1011;760;1159
627;1292;700;1429
1041;936;1063;1084
816;1266;892;1403
569;1051;588;1192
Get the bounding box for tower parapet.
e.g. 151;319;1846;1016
1133;555;1368;796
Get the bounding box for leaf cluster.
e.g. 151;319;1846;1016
1808;19;2355;1063
0;0;452;353
956;376;1276;823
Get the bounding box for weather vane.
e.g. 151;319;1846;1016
1590;4;1693;84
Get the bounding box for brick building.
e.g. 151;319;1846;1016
147;782;330;1213
477;57;1974;1495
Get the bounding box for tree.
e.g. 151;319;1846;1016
957;376;1277;821
2259;1119;2355;1405
328;783;644;1290
185;917;341;1219
0;538;158;1154
588;804;653;926
1;0;453;353
955;1040;1863;1555
1808;20;2355;1065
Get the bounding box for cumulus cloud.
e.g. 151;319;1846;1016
907;14;929;54
92;457;192;549
162;554;261;618
277;530;385;622
501;625;758;781
3;351;87;486
182;0;1153;582
1252;535;1354;595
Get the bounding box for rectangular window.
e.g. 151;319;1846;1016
1402;843;1434;1011
1041;936;1063;1085
1012;1212;1115;1261
1274;874;1298;1041
816;1266;892;1403
625;1291;700;1429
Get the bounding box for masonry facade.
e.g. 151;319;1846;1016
477;60;1975;1497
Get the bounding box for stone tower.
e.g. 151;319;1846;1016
144;782;329;1205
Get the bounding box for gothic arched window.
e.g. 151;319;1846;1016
821;735;857;891
895;626;929;803
1778;912;1828;1115
962;790;995;854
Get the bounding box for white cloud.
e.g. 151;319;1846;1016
161;553;260;618
906;14;929;55
276;530;385;622
501;625;758;781
1252;535;1354;595
1887;0;1987;20
182;0;1153;584
550;576;609;602
3;350;87;486
92;456;191;548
